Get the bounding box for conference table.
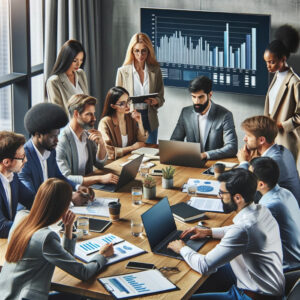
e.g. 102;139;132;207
0;155;237;299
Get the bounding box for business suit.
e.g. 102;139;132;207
56;126;105;185
171;102;238;160
0;211;107;300
116;64;165;132
0;174;33;238
240;144;300;205
99;114;148;159
46;69;89;118
264;67;300;171
18;140;76;195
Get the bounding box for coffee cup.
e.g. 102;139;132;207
108;202;121;222
213;163;226;179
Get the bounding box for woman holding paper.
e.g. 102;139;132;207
0;178;113;300
99;86;148;159
116;32;165;144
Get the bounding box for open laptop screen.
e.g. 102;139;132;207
141;197;177;250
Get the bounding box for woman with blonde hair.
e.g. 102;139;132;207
116;32;165;144
0;178;113;300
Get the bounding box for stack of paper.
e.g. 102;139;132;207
188;197;224;213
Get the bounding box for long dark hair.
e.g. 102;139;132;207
266;25;300;59
101;86;129;118
5;178;72;262
50;40;86;76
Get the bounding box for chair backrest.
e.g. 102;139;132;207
287;279;300;300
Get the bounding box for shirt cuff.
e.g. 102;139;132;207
180;245;196;257
75;184;80;191
239;161;249;167
96;152;108;164
211;227;224;239
205;152;210;160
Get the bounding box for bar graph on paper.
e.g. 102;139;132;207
141;9;270;95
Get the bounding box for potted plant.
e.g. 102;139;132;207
162;166;175;189
143;175;156;199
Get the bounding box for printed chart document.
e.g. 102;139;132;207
188;197;224;213
75;234;146;265
99;269;178;299
183;179;220;196
71;197;119;217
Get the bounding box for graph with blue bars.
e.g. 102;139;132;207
141;8;270;95
109;275;150;294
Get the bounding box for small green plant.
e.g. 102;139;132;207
162;166;175;179
143;175;156;188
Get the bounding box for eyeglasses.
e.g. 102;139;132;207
133;48;148;55
13;154;26;162
218;190;231;197
159;266;179;273
115;99;131;107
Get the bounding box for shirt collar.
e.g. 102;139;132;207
31;139;51;161
132;62;148;74
0;172;14;184
233;202;257;224
261;143;276;157
261;184;280;201
69;125;88;143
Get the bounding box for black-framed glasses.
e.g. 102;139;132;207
159;266;180;273
218;190;231;197
13;154;26;162
115;99;131;107
133;48;148;55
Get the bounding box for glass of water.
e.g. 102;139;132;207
77;217;89;235
132;187;143;205
187;184;197;197
131;217;144;237
140;164;150;178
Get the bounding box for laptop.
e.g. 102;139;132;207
141;197;208;260
91;154;144;192
159;140;206;168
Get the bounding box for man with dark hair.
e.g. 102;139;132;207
250;157;300;270
168;168;284;299
0;131;33;237
18;103;93;206
56;94;118;186
238;115;300;205
171;76;237;160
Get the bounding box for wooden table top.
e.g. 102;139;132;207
0;156;237;299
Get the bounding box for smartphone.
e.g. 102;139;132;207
89;218;111;233
126;261;156;270
150;169;163;176
202;167;214;176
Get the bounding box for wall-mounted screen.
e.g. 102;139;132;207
141;8;270;95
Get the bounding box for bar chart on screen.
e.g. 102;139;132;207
141;8;270;95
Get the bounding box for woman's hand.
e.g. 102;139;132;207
62;210;76;239
99;243;114;258
131;109;142;123
144;97;158;106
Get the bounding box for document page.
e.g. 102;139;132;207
188;197;224;213
99;269;177;299
184;178;220;196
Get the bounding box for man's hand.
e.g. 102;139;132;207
88;129;104;145
62;210;76;239
180;227;212;240
144;97;158;106
237;145;252;162
99;243;114;257
99;173;119;184
131;109;142;123
72;191;90;206
167;240;185;254
78;185;95;201
200;152;207;160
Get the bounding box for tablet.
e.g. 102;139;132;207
89;218;111;233
129;93;159;104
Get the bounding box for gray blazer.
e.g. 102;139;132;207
46;69;89;118
56;126;105;184
0;211;107;300
171;102;238;160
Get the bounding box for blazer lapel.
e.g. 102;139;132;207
65;127;79;175
265;74;277;115
10;176;18;219
270;70;293;118
192;111;200;143
112;115;122;147
203;102;215;147
124;67;134;96
148;65;156;93
0;180;11;219
27;140;44;184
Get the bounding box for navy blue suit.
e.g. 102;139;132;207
0;174;33;238
18;140;76;196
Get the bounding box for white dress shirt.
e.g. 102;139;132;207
69;125;89;176
180;203;285;296
197;103;211;154
62;72;84;95
0;172;13;218
31;141;51;181
268;70;288;115
121;135;128;147
132;63;149;110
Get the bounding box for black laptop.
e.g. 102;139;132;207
141;197;208;260
91;154;144;192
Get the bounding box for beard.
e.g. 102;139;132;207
78;118;94;130
221;195;237;213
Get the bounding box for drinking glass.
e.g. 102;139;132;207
140;164;150;177
77;217;89;235
131;218;144;237
132;187;143;205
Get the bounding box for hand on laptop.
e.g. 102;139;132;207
180;227;212;240
99;173;119;184
167;240;185;254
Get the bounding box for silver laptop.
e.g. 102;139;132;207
91;154;144;192
159;140;206;168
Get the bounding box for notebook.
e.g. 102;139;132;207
171;202;206;222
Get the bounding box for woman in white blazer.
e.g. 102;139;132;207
46;40;89;118
0;178;113;300
116;32;165;144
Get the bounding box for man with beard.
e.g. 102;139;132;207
0;131;33;237
170;76;237;160
238;115;300;205
56;94;119;185
167;168;284;300
18;103;94;206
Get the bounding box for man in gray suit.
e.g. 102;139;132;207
238;115;300;205
56;94;119;186
171;76;237;160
